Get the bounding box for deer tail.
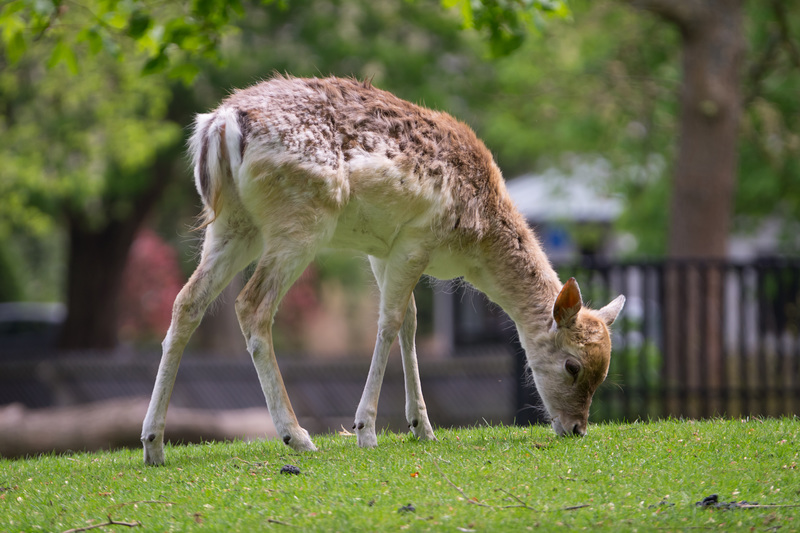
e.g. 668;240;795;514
188;107;247;227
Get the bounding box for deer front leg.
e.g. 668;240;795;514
399;294;436;441
354;254;427;447
236;252;317;452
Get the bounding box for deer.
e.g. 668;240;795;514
141;75;626;465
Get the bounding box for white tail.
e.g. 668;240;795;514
141;75;625;465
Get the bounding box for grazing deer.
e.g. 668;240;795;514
141;75;625;465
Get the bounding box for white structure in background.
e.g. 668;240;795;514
506;158;623;220
729;217;800;260
505;157;625;261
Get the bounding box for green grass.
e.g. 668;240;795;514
2;418;798;532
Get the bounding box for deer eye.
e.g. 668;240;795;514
565;359;582;380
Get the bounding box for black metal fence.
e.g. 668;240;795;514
455;257;800;423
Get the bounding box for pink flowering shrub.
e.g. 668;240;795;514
119;228;184;344
275;265;320;346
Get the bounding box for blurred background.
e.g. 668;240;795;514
1;0;799;458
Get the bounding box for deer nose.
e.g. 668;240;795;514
572;423;586;437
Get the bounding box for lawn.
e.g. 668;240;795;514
1;418;798;532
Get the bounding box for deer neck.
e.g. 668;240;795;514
466;211;562;343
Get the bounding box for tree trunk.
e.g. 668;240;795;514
56;82;197;352
632;0;745;416
668;0;744;258
58;219;139;350
667;1;743;416
57;150;178;351
627;0;744;417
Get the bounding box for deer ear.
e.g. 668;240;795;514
597;295;626;326
553;278;583;328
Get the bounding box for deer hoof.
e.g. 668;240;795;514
142;436;165;466
409;419;436;441
282;428;317;452
355;423;378;448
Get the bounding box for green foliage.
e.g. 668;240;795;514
0;0;246;82
2;420;799;531
0;244;24;301
478;0;799;256
0;47;181;236
0;0;567;81
0;25;185;310
315;251;368;290
215;0;497;115
0;231;65;302
736;2;800;250
1;0;799;317
476;1;680;255
443;0;570;56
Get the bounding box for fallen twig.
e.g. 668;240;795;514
695;494;800;510
233;456;267;467
496;488;536;510
560;504;591;511
267;518;294;526
716;503;800;510
755;503;800;508
107;500;175;510
428;454;493;508
62;515;140;533
655;527;713;531
495;488;589;512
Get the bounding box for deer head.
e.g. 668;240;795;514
529;278;625;437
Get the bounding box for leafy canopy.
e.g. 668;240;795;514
444;0;570;56
0;0;248;83
1;0;568;82
0;47;180;238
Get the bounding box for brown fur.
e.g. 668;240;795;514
218;76;502;235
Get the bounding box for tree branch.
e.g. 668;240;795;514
620;0;708;28
743;32;781;107
496;488;537;510
62;515;140;533
744;0;800;106
428;454;493;508
772;0;800;69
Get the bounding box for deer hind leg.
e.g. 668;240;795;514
142;220;261;465
354;252;429;447
235;241;318;452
